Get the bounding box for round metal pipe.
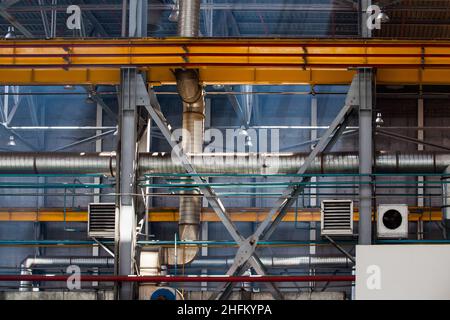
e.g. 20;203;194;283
190;256;353;269
139;152;450;175
0;152;116;175
2;275;356;283
19;256;115;292
178;0;201;37
1;152;450;175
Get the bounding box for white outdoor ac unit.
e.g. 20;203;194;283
377;204;409;239
321;200;353;236
88;203;116;239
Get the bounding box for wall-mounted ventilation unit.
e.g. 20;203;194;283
321;200;353;236
377;204;408;239
88;203;116;239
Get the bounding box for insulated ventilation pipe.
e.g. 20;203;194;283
171;0;204;265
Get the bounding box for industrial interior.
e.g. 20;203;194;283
1;0;450;301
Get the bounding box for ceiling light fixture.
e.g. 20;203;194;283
377;11;390;23
7;136;16;147
5;26;16;39
245;136;253;147
375;113;384;126
238;126;249;136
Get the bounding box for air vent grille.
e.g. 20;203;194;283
88;203;116;238
321;200;353;236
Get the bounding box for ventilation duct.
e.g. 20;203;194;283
169;0;204;265
1;152;450;175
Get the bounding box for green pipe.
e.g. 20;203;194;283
143;173;446;178
0;174;108;178
0;240;354;246
140;180;450;188
0;183;114;189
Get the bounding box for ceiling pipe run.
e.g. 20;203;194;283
1;274;356;284
1;152;450;175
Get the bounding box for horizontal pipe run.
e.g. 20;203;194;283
2;152;448;176
0;275;355;283
1;239;450;246
190;256;353;269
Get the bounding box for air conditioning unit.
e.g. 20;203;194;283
321;200;353;236
88;203;116;239
377;204;409;239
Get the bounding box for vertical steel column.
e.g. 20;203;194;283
358;69;374;245
129;0;148;37
93;103;103;287
359;0;373;245
117;68;139;300
116;0;148;300
361;0;372;38
417;97;425;239
201;98;211;291
309;95;317;289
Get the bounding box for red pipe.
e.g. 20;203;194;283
0;275;355;283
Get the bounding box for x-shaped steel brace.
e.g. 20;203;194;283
210;74;362;300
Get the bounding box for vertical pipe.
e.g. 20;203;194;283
178;0;201;37
358;70;373;245
172;0;204;264
121;0;128;37
176;69;205;248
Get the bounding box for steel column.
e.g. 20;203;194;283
358;69;374;245
129;0;148;38
116;68;139;300
417;98;425;208
361;0;371;38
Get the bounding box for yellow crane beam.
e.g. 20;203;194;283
1;38;450;85
0;207;442;222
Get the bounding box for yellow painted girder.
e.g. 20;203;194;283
1;38;450;85
0;207;442;222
